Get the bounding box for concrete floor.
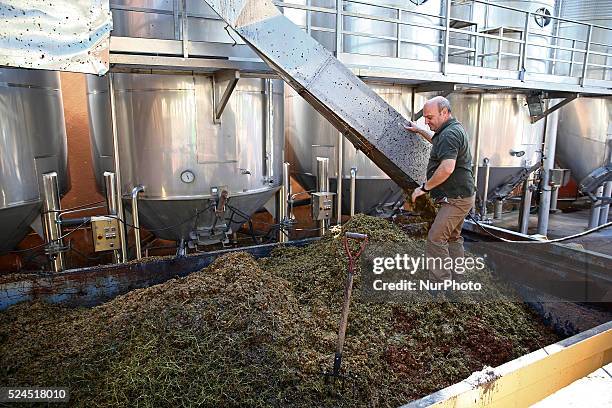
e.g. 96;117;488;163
489;209;612;256
532;363;612;408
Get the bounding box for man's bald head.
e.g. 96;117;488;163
424;96;452;114
422;96;452;132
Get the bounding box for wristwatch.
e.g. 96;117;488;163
421;182;430;192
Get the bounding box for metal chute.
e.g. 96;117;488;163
201;0;430;190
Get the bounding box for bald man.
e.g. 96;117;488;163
404;96;475;282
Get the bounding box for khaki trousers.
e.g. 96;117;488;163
426;194;475;281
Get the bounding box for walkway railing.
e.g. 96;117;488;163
108;0;612;87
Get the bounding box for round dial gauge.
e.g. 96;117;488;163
180;170;195;183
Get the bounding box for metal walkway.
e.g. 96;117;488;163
109;0;612;96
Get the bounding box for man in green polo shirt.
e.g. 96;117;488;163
404;96;476;282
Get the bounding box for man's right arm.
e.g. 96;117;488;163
403;121;434;144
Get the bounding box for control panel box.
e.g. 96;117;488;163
91;216;121;252
311;192;335;221
549;168;571;187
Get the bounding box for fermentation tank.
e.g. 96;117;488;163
459;0;556;73
279;0;337;52
449;92;546;200
554;0;612;80
286;83;427;214
342;0;442;60
87;73;284;244
0;68;70;251
556;0;612;185
88;1;284;246
109;0;238;44
279;0;442;59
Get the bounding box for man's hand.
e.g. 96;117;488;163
402;120;433;144
411;187;426;203
402;120;421;134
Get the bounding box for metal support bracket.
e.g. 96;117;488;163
530;94;578;123
414;83;457;93
212;70;240;124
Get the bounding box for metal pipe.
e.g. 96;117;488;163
173;0;180;39
177;238;187;257
103;171;120;263
41;172;64;272
181;0;189;58
317;157;330;192
316;157;330;236
265;78;274;183
131;185;145;260
442;0;451;75
580;25;593;86
336;132;343;224
306;0;311;34
494;199;503;220
109;74;128;263
396;9;402;58
350;167;357;217
537;107;559;236
520;12;530;77
589;185;604;229
599;181;612;225
410;88;416;121
103;172;118;215
599;145;612;225
550;186;560;212
519;178;533;234
284;162;293;224
550;0;562;75
59;217;91;227
569;39;576;77
278;162;290;243
335;0;342;55
480;158;490;219
496;27;504;70
472;94;483;215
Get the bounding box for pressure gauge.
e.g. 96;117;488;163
180;170;195;183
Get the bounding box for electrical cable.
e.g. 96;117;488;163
105;203;213;232
5;221;89;254
57;205;106;218
41;200;106;214
466;212;612;243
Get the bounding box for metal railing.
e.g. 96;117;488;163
109;0;612;85
273;0;612;84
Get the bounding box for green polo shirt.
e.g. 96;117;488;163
426;118;475;200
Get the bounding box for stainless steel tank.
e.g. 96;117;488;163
287;86;544;213
448;92;546;198
554;0;612;80
279;0;337;52
556;98;611;183
86;73;284;244
285;83;426;214
0;68;70;251
109;0;239;44
278;0;442;58
467;0;556;73
555;1;612;183
342;0;442;60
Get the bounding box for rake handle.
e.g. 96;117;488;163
333;232;369;373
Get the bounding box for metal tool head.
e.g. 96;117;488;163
345;232;368;240
322;353;358;397
343;232;368;263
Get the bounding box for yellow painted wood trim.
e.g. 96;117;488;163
424;326;612;408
